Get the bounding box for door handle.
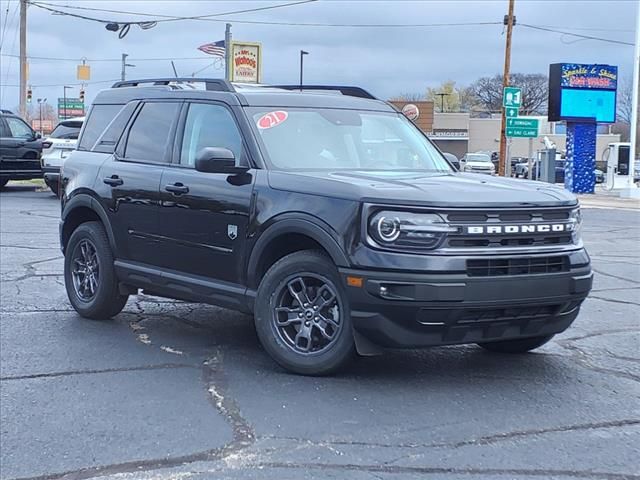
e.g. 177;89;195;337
103;175;123;187
165;183;189;194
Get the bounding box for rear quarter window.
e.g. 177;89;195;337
78;104;124;151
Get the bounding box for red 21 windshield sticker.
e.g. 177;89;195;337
257;111;288;129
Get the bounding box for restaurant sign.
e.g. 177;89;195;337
230;41;262;83
560;63;617;90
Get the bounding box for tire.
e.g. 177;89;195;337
49;184;60;197
64;221;128;320
254;250;354;375
477;334;554;354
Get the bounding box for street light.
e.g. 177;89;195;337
62;86;72;120
299;50;309;89
435;92;449;112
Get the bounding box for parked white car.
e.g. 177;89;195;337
460;152;495;175
41;117;84;195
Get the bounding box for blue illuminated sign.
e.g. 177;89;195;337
548;63;618;124
560;89;616;123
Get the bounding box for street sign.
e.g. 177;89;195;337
505;106;519;117
506;117;539;138
58;97;85;119
503;86;522;108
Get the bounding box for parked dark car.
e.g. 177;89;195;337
0;111;43;187
59;79;592;375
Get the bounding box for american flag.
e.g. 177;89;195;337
197;40;226;58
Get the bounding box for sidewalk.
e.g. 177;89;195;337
578;188;640;210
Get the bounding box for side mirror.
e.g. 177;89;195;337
194;147;248;174
34;132;42;140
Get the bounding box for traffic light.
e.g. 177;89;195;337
79;89;85;103
26;87;32;103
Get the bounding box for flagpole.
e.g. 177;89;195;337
225;23;232;82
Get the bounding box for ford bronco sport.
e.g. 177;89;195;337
60;79;592;375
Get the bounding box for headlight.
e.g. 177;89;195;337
568;208;582;243
368;210;457;250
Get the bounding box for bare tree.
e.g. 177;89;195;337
616;76;637;125
389;93;425;102
469;73;548;115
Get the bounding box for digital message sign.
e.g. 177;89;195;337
548;63;617;123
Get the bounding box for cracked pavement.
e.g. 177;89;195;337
1;184;639;480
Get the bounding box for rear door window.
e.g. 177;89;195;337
78;104;124;151
5;116;33;138
93;102;138;154
124;102;180;163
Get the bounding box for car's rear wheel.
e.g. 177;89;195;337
64;221;128;320
254;250;354;375
477;334;554;354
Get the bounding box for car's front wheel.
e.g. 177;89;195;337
64;221;128;320
477;334;554;354
254;250;354;375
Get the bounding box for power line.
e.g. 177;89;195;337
2;78;119;87
27;0;319;24
0;53;234;62
521;23;633;46
28;2;501;28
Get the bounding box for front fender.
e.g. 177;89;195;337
246;215;350;288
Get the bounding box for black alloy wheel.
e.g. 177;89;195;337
272;273;342;355
71;239;100;301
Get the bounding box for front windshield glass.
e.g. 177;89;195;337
466;153;491;162
248;107;452;173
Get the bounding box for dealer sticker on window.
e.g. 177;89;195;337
257;111;288;129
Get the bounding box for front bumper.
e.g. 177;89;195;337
340;255;592;348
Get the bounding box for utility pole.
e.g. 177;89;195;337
225;23;232;81
19;0;27;118
299;50;309;88
622;0;640;197
63;86;71;120
498;0;516;177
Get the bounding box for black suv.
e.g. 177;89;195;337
60;79;592;375
0;110;43;187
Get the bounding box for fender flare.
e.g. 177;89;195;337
61;194;116;253
246;216;350;288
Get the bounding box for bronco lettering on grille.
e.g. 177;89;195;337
467;224;569;234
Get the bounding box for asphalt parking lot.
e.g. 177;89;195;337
1;183;639;480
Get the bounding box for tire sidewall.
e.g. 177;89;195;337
64;222;118;317
255;251;354;375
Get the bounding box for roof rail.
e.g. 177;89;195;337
271;85;377;100
111;78;234;92
1;109;14;114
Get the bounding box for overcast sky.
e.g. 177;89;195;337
0;0;636;111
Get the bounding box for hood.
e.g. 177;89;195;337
267;170;578;208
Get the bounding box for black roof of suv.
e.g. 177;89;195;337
59;78;591;375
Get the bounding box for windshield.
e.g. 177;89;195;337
50;121;83;139
466;153;491;162
248;107;452;172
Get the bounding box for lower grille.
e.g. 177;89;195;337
466;256;569;277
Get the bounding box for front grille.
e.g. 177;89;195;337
466;255;570;277
443;208;574;250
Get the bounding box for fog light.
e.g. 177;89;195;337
380;286;388;296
